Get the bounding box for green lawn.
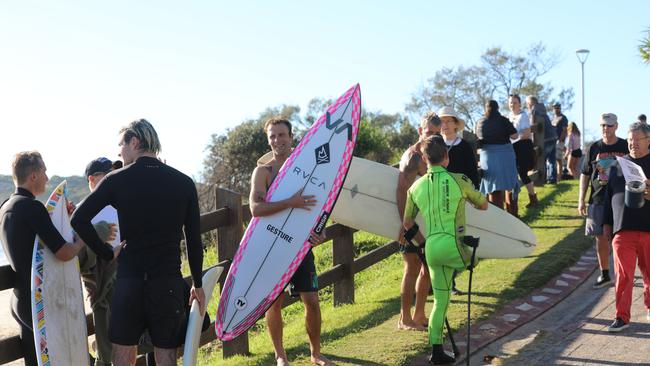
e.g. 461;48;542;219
184;180;591;366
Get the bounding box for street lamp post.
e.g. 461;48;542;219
576;49;590;148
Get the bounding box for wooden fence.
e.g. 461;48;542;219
0;187;400;365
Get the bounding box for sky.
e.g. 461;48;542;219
1;1;648;181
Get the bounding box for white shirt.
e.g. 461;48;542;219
508;110;530;143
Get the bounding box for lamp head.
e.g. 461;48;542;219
576;49;590;63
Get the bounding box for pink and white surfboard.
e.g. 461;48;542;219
215;84;361;340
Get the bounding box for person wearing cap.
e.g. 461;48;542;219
508;94;538;213
552;103;569;182
403;136;488;364
0;152;86;366
602;122;650;332
76;157;120;366
71;119;204;366
578;113;629;289
396;112;439;331
474;100;518;209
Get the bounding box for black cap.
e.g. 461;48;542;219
85;157;112;179
553;102;561;108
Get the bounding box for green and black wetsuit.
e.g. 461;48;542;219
404;165;486;345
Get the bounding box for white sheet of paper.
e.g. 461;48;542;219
91;205;121;248
615;156;647;183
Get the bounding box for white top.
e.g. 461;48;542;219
508;110;530;143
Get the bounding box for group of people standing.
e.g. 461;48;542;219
1;104;649;366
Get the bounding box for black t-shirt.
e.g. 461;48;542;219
475;114;517;145
581;138;629;204
71;157;204;287
603;154;650;234
447;139;480;189
552;114;568;140
0;188;66;300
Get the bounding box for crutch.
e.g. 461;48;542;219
462;236;480;366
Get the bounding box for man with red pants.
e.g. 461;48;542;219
603;121;650;332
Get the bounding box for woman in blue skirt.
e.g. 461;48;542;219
474;100;518;209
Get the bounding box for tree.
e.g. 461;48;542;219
406;43;575;128
200;105;301;206
640;28;650;64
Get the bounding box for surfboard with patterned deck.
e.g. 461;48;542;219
31;180;88;366
215;84;361;341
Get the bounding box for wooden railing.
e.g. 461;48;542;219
0;187;399;364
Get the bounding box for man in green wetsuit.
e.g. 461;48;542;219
403;136;488;364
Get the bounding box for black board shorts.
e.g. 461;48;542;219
288;249;318;297
571;149;583;158
109;275;187;348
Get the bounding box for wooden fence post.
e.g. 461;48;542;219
215;187;249;358
332;225;355;306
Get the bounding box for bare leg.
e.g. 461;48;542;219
112;344;137;366
524;181;535;195
596;234;610;271
266;293;288;364
412;263;430;326
399;252;426;330
153;347;176;366
301;292;335;366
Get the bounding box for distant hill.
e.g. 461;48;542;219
0;175;90;205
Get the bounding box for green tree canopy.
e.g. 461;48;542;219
406;43;575;128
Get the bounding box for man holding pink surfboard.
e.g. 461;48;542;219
250;117;333;366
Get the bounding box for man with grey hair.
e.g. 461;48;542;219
395;112;440;331
578;113;628;289
72;119;204;366
0;151;86;366
602;122;650;332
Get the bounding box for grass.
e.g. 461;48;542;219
183;180;591;366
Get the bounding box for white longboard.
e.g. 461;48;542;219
31;180;89;366
91;205;120;248
182;266;224;366
215;84;361;341
331;157;536;258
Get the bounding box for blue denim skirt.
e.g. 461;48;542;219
479;143;518;194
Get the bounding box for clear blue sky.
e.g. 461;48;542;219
1;1;648;180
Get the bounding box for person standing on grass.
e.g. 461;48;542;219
249;117;333;366
475;100;518;211
403;136;488;364
602;122;650;332
396;112;440;330
508;94;538;211
552;103;569;182
0;151;86;366
564;122;582;178
71;119;204;366
578;113;628;289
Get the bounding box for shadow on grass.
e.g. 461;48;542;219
275;296;403;364
520;183;573;223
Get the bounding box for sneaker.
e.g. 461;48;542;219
607;317;629;332
593;275;612;289
451;286;465;296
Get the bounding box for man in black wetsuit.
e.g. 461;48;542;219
0;151;85;366
71;119;204;366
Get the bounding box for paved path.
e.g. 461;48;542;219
469;266;650;365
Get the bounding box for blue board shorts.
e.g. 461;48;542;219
585;203;605;236
287;249;318;297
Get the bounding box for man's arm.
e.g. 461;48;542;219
30;202;84;261
248;166;315;217
402;190;419;233
397;152;424;244
459;175;488;210
578;173;590;216
71;178;115;261
184;183;203;288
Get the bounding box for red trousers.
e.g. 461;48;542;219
612;230;650;323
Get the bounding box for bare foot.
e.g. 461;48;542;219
277;357;290;366
311;353;336;366
397;320;427;331
413;317;429;328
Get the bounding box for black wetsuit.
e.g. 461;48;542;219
0;188;66;366
71;156;203;347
